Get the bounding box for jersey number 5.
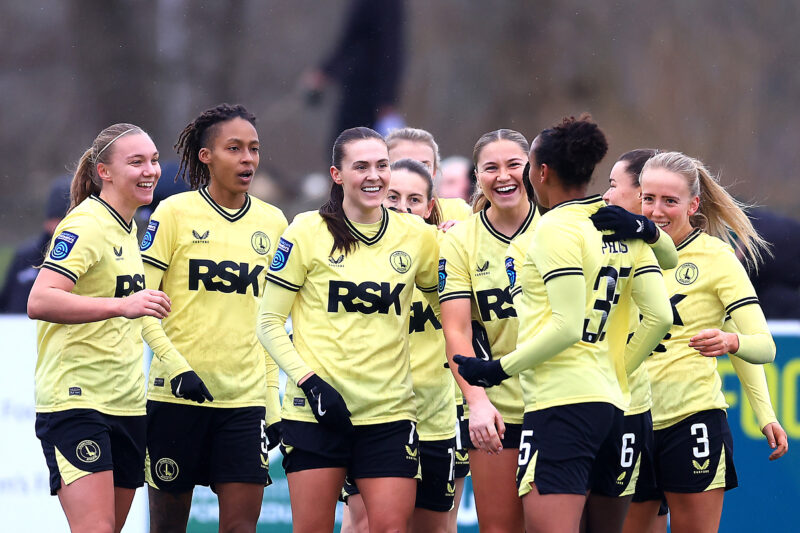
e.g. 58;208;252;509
583;266;632;343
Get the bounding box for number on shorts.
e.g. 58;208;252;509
448;447;456;482
260;419;269;454
518;429;534;466
691;423;710;458
620;432;635;468
409;421;416;445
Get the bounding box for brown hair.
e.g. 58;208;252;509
390;158;442;226
320;127;387;255
385;127;441;175
642;151;770;269
470;129;531;212
617;148;659;187
69;123;144;212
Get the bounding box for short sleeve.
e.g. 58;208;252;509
140;201;177;272
41;213;102;283
415;223;440;293
632;241;661;279
265;218;308;293
715;248;759;316
438;229;471;303
530;219;583;284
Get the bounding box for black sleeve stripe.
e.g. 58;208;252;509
266;274;301;292
510;286;522;297
142;256;168;271
725;297;760;314
634;265;663;277
543;268;583;283
439;291;472;303
417;284;438;293
41;262;78;283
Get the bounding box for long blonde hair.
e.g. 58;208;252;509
642;151;770;269
69;123;144;212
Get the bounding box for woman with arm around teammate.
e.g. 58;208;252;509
439;129;538;532
28;124;170;533
139;104;287;533
621;151;787;533
455;115;673;533
257;127;440;533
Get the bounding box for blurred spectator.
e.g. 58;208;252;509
745;207;800;318
438;155;475;202
302;0;406;139
0;176;71;313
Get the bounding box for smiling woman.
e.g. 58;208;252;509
28;123;171;533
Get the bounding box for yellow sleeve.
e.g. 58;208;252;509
724;317;778;429
256;282;313;385
648;228;678;270
415;223;440;294
264;349;281;426
624;267;673;374
725;302;775;364
42;212;102;283
438;228;472;303
499;274;585;375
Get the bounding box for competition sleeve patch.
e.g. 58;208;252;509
50;231;79;260
505;257;516;288
269;237;294;272
438;258;447;293
140;220;159;251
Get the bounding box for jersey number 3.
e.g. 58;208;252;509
583;266;631;343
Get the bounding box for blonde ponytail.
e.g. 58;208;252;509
644;152;770;270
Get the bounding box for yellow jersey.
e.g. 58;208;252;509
647;229;772;429
263;208;439;425
438;197;473;222
438;202;539;424
36;195;146;415
141;188;287;408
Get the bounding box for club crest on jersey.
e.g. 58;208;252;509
476;260;490;276
270;237;293;271
505;257;516;287
192;229;210;243
676;262;699;285
50;231;78;260
438;259;447;292
390;251;412;273
155;458;179;482
75;440;100;463
329;254;345;267
140;220;159;251
251;231;271;255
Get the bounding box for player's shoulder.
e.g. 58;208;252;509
249;196;288;225
57;198;104;236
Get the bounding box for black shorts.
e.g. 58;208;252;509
35;409;146;496
516;403;622;497
341;438;456;512
282;419;419;480
145;401;270;492
454;403;470;478
593;410;655;497
634;409;737;501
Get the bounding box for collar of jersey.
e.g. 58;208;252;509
480;201;536;244
199;186;251;222
549;194;604;211
89;195;133;233
344;206;389;245
676;227;703;250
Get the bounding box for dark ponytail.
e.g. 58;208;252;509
320;127;386;255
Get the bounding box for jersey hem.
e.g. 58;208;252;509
652;407;727;431
36;403;146;416
146;395;267;408
524;396;626;414
419;430;457;441
281;413;417;425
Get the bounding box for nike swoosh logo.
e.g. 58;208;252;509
317;395;326;416
477;344;490;361
636;220;644;233
175;377;183;397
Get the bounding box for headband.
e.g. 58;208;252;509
95;128;138;162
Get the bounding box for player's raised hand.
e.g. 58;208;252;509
454;354;510;387
119;289;171;319
591;205;658;243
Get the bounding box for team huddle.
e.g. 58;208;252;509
28;103;787;533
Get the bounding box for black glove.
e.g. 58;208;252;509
590;205;658;243
170;370;214;404
265;421;282;451
453;354;510;388
299;374;353;431
472;320;493;361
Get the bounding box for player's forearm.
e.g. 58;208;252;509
141;316;192;379
440;300;491;405
256;285;313;384
500;276;584;376
725;305;775;364
730;355;778;429
28;285;122;323
625;272;672;374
